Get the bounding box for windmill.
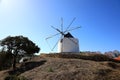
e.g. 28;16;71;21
46;18;80;53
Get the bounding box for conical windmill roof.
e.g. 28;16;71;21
64;32;74;38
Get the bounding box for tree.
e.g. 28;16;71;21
0;35;40;70
0;51;12;70
113;50;120;57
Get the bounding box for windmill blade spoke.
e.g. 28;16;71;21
51;26;65;36
65;17;76;32
51;26;62;33
61;17;63;32
51;26;60;32
45;33;60;40
45;39;52;51
51;26;57;30
51;39;60;51
64;26;81;33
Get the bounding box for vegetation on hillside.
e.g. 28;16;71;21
40;53;119;62
104;50;120;58
4;75;28;80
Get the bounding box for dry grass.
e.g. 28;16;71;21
20;56;120;80
0;70;9;80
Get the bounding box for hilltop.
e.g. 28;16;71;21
1;53;120;80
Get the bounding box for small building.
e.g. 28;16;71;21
58;32;79;53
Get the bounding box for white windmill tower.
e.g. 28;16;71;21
46;18;80;53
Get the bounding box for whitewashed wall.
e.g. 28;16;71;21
58;38;79;53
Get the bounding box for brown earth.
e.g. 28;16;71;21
1;55;120;80
0;70;9;80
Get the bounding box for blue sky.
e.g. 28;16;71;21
0;0;120;53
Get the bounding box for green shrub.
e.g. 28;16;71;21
4;75;28;80
5;75;18;80
47;67;54;72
